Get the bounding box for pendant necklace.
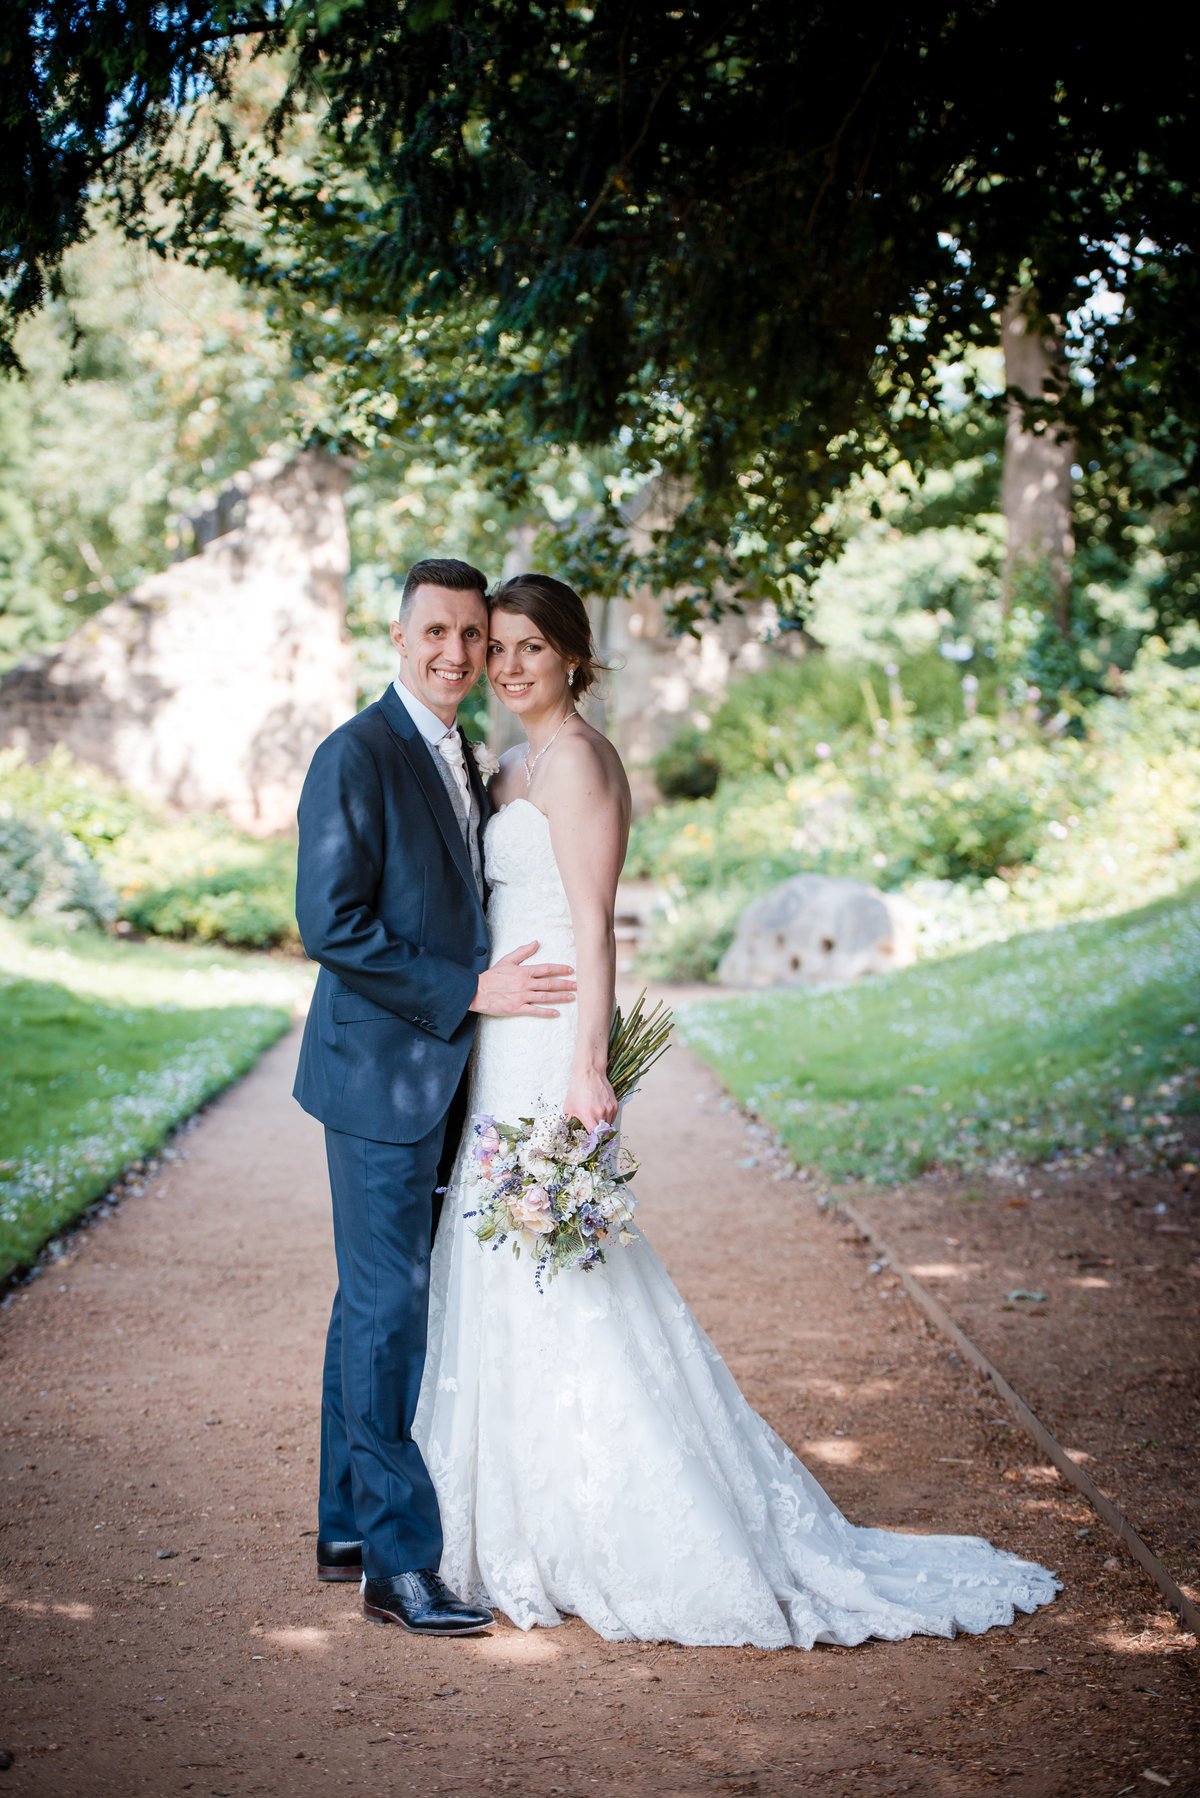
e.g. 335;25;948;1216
524;709;577;786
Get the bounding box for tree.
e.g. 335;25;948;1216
0;375;54;662
5;4;1199;624
1000;291;1075;635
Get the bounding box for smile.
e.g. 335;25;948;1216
500;682;534;694
432;669;469;683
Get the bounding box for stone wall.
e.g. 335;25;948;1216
0;451;356;835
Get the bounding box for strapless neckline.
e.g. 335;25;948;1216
492;796;549;822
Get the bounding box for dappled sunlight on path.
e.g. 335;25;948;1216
0;1025;1194;1793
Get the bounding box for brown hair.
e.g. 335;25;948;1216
399;556;488;619
489;572;603;697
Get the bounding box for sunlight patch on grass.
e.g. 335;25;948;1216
678;885;1200;1182
0;918;313;1276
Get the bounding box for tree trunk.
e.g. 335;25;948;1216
1001;289;1075;633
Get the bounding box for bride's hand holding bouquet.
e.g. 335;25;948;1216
467;993;672;1288
561;1060;618;1133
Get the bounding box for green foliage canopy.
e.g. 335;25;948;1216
5;4;1200;618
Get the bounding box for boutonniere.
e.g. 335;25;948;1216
470;740;501;780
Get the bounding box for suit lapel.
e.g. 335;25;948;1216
379;686;482;910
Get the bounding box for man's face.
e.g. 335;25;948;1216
391;584;488;725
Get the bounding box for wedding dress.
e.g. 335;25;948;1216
413;797;1059;1648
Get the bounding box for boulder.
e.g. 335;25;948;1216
717;873;916;987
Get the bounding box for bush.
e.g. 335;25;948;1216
0;805;116;928
121;854;298;948
658;647;998;792
0;747;298;949
636;883;749;984
653;726;721;800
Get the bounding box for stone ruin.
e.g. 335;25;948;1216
0;451;356;835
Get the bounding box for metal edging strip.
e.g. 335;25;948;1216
834;1195;1200;1640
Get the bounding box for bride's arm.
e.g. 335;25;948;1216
541;731;632;1131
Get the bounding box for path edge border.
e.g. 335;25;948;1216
833;1194;1200;1639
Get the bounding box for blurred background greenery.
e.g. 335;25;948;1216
2;14;1198;1273
2;224;1198;1269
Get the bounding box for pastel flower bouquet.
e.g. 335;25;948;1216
466;992;673;1288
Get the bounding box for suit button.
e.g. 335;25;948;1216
475;945;487;956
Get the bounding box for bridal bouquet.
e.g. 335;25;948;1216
466;993;673;1288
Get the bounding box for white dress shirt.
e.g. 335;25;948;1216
392;674;456;747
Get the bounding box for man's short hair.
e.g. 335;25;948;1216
399;557;488;620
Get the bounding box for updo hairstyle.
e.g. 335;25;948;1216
489;572;603;697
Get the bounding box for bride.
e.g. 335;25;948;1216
413;571;1059;1649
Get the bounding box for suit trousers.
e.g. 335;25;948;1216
318;1121;449;1578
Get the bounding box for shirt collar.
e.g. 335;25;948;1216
392;674;456;745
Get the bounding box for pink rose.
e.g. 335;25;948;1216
511;1185;553;1235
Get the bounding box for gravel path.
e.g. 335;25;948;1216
1;1025;1195;1795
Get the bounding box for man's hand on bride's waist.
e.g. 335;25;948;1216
470;940;577;1019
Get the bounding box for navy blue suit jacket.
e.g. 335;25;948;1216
293;684;491;1144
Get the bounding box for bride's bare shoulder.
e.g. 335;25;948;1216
542;719;630;815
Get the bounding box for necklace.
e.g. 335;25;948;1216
524;709;577;786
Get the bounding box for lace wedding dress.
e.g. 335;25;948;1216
413;798;1059;1648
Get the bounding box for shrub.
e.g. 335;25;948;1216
636;883;749;984
666;647;997;790
0;747;298;949
0;744;150;851
0;805;116;928
120;850;298;949
652;726;721;800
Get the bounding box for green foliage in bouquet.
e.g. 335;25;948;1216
606;992;674;1104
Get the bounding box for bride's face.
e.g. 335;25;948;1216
486;609;573;718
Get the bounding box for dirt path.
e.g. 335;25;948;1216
846;1152;1200;1614
1;1026;1196;1796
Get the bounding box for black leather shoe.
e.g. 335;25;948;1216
316;1538;364;1582
363;1569;493;1636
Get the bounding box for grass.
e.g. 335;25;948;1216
0;919;313;1278
677;884;1200;1184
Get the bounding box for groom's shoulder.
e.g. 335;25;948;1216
317;694;396;761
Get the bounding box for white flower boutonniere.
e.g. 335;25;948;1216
470;740;501;780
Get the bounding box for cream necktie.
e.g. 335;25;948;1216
436;730;472;812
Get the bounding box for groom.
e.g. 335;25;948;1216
293;556;575;1636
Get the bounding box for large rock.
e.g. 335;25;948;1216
717;873;916;987
0;451;355;835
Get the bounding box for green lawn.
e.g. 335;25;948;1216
0;919;313;1277
678;885;1200;1183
